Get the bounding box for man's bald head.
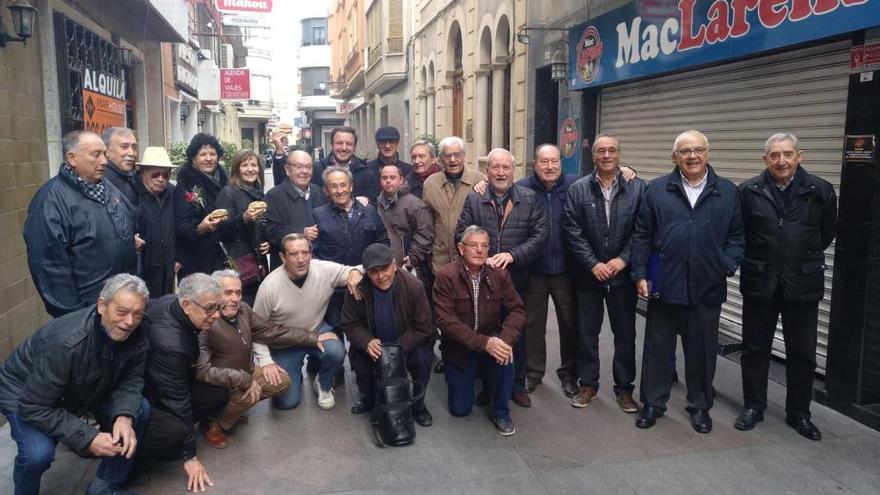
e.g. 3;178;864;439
285;150;314;189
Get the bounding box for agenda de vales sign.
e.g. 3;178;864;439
568;0;880;89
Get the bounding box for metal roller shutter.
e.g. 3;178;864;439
599;40;851;373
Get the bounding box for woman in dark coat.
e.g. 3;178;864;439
173;133;230;278
215;149;271;305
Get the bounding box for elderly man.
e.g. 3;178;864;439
252;233;363;410
340;244;435;424
265;149;327;268
313;126;377;203
368;126;413;186
735;134;836;440
406;140;442;199
630;130;744;433
455;148;548;408
563;135;646;413
434;226;526;435
102;127;140;205
0;274;150;495
135;146;178;297
377;162;434;282
141;274;230;492
422;137;487;274
195;270;338;447
24;130;138;317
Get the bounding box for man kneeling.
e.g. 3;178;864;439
195;270;339;447
341;243;434;425
433;226;525;436
0;274;151;495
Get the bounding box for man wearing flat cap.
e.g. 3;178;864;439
368;126;412;198
135;146;180;297
340;243;435;425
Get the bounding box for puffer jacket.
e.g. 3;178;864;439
563;171;646;288
0;306;146;455
738;167;836;303
173;163;229;278
433;260;525;369
517;172;578;275
194;302;318;391
455;184;549;288
630;165;745;306
312;201;389;266
24;165;138;317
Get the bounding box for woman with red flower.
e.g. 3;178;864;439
173;133;230;278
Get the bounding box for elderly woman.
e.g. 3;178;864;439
215;150;271;305
174;133;230;278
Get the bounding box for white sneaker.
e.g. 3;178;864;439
315;375;335;409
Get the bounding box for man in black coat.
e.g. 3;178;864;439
265;149;327;269
734;133;837;440
367;126;412;191
563;136;645;412
24;130;138;318
0;274;151;495
455;148;549;408
141;274;229;492
313;126;377;203
135;147;179;297
630;130;745;434
405;140;442;199
101;127;140;206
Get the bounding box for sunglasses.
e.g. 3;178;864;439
148;171;171;179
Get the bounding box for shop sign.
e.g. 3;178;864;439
82;67;126;133
174;44;199;96
220;69;250;100
568;0;880;90
217;0;272;13
844;134;876;163
559;118;579;159
850;42;880;72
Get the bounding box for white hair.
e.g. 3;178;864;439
438;136;465;156
672;130;710;152
764;133;799;153
177;273;221;303
99;274;149;302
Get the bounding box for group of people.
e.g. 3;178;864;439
0;123;836;494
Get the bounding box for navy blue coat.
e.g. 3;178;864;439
24;166;138;317
630;165;745;306
312;201;389;266
516;172;578;275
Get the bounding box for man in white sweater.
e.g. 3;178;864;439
253;233;364;410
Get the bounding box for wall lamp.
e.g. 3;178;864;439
180;102;190;121
0;0;38;47
197;109;207;126
117;47;132;68
515;26;569;45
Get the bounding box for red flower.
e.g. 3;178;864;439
185;191;197;203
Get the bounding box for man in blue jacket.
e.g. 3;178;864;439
630;130;744;434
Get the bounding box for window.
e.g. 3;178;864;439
313;26;326;45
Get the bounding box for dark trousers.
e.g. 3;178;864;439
139;382;229;460
640;301;721;412
445;351;515;420
349;346;434;410
512;284;528;393
575;284;638;394
526;273;577;383
741;292;819;419
2;397;151;495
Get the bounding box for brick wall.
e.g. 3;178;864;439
0;10;51;363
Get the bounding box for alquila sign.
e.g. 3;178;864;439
568;0;880;89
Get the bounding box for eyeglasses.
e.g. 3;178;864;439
288;164;312;171
148;171;170;179
594;147;619;155
189;299;226;315
442;152;464;160
675;147;708;157
461;242;489;250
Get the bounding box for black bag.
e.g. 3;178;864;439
371;343;424;447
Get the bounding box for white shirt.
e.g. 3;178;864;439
682;171;708;208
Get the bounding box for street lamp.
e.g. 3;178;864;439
197;109;207;126
0;0;38;47
117;47;133;68
180;102;190;121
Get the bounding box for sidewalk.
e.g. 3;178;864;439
2;311;878;494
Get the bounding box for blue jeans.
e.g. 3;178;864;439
445;351;514;421
3;397;151;495
269;322;345;409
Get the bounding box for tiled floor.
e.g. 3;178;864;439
2;311;878;494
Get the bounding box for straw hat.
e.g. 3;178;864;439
137;146;178;168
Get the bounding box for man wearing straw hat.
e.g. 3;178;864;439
135;146;180;297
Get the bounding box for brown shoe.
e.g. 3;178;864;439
616;393;640;413
512;390;532;408
201;422;228;449
570;386;598;408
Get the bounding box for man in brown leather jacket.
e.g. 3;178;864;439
433;225;526;436
194;269;338;448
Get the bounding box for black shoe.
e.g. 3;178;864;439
492;416;516;436
350;401;371;414
561;379;579;398
413;407;433;427
433;359;446;373
475;388;491;407
785;415;821;441
734;408;764;431
635;406;664;429
689;409;713;434
524;376;540;393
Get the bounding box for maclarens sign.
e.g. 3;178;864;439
568;0;880;89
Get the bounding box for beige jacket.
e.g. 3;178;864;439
422;167;486;274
